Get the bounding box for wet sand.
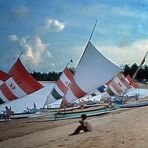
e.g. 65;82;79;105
0;103;148;148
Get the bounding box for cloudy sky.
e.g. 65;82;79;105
0;0;148;73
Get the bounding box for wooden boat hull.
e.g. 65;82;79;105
53;107;116;120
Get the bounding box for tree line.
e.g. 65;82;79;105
123;64;148;82
31;67;75;81
31;64;148;82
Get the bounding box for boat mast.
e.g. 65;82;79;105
65;59;73;68
18;52;23;59
132;50;148;80
122;50;148;97
43;59;73;108
75;20;97;73
88;20;97;42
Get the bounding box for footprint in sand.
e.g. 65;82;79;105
64;139;69;141
48;139;55;142
57;144;66;147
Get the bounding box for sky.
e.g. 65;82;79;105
0;0;148;73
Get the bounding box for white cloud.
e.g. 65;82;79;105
19;36;53;72
96;39;148;67
46;19;65;32
8;34;18;41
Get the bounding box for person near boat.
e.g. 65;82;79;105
4;106;14;122
69;114;92;136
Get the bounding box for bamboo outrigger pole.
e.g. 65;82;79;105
122;50;148;96
132;50;148;80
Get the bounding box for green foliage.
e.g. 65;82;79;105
31;71;61;81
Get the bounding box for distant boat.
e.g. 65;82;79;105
119;101;148;108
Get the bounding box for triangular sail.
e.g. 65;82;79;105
0;58;43;104
94;73;138;101
106;73;130;96
44;68;73;107
64;41;122;103
106;73;138;97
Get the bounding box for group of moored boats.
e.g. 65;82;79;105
0;97;148;122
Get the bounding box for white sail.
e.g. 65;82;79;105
65;41;122;103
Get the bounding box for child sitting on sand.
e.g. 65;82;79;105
69;114;92;136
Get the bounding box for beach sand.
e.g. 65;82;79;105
0;106;148;148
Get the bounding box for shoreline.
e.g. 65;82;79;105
0;106;148;148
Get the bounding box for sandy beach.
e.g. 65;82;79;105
0;103;148;148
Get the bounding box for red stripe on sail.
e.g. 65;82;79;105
126;75;132;83
64;68;73;80
118;73;129;87
9;58;43;94
0;83;16;101
70;79;86;98
126;75;138;88
56;79;67;94
110;81;122;94
0;70;10;81
131;81;138;88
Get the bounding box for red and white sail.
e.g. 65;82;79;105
0;70;10;85
100;73;138;99
64;41;122;103
44;68;73;106
106;73;130;96
0;58;43;104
